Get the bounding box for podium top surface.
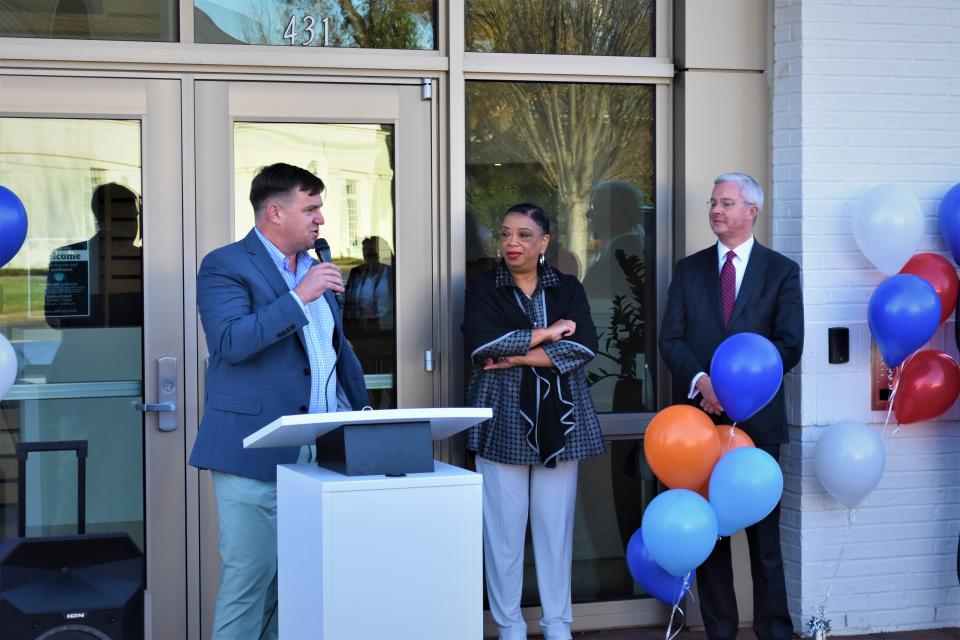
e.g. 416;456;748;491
243;407;492;449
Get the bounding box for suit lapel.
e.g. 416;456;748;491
244;230;290;298
699;247;724;328
727;241;769;329
244;230;310;353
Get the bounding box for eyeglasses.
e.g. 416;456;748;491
708;199;754;209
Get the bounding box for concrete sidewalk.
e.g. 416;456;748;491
538;628;960;640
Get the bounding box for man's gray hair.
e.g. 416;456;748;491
715;172;764;213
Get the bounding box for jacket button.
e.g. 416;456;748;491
303;367;310;376
299;405;308;413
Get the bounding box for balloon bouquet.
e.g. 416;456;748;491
0;186;28;402
626;332;785;635
813;183;960;513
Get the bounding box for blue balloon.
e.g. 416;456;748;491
641;489;718;577
937;182;960;266
710;333;784;423
0;186;28;268
709;447;784;537
626;528;688;606
868;274;940;368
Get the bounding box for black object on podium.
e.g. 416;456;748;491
314;421;434;476
0;441;144;640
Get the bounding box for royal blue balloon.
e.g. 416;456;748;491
626;528;687;606
0;186;28;268
710;333;784;423
641;489;718;577
937;182;960;266
709;447;784;537
867;274;941;368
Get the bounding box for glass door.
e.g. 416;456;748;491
193;79;436;636
0;75;186;638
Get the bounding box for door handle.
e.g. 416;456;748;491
134;356;178;432
424;349;435;372
135;402;176;412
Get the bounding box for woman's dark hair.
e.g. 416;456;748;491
249;163;325;214
503;202;550;235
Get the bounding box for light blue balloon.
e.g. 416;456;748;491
710;332;784;423
814;421;886;508
641;489;718;577
709;447;784;537
867;274;940;368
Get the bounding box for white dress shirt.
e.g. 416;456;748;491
688;236;756;398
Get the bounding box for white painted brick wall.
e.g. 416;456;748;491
773;0;960;635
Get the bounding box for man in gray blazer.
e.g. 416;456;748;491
189;163;368;640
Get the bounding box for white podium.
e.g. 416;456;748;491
244;408;491;640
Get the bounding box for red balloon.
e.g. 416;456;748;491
899;253;959;324
894;350;960;424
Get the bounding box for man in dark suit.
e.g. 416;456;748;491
189;163;368;640
659;172;803;640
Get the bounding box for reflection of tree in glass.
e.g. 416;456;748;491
235;0;434;49
466;0;654;57
468;81;654;268
587;249;644;389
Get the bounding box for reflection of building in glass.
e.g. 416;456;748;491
233;122;394;263
193;0;436;49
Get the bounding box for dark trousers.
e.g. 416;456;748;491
696;444;793;640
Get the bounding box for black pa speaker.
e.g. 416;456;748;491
0;441;144;639
0;533;143;640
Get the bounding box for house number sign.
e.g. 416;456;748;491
284;15;329;46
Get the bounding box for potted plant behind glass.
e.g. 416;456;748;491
587;249;646;411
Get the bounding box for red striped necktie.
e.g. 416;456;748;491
720;250;737;327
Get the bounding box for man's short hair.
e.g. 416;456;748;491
249;163;325;215
715;172;764;213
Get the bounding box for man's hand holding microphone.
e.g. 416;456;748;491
292;238;344;305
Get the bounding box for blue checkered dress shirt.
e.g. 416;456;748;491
254;228;338;413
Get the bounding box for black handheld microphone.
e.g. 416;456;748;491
313;238;344;308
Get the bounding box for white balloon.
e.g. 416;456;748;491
813;421;886;509
0;334;16;400
852;184;923;275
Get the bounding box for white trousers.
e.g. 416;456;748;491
475;456;579;640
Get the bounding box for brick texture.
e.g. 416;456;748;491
772;0;960;635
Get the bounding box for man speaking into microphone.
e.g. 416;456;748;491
189;162;368;640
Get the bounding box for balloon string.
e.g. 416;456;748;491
881;371;899;439
820;508;857;611
664;573;691;640
725;426;735;450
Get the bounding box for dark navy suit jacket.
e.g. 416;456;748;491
659;241;804;444
189;230;368;481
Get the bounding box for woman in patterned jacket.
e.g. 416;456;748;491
463;203;604;640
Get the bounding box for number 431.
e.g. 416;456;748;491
284;15;329;46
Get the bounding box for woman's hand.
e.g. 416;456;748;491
548;319;576;342
483;356;518;370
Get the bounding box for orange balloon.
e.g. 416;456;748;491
697;426;756;499
644;405;720;490
716;425;755;455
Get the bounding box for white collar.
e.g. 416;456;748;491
717;236;755;263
